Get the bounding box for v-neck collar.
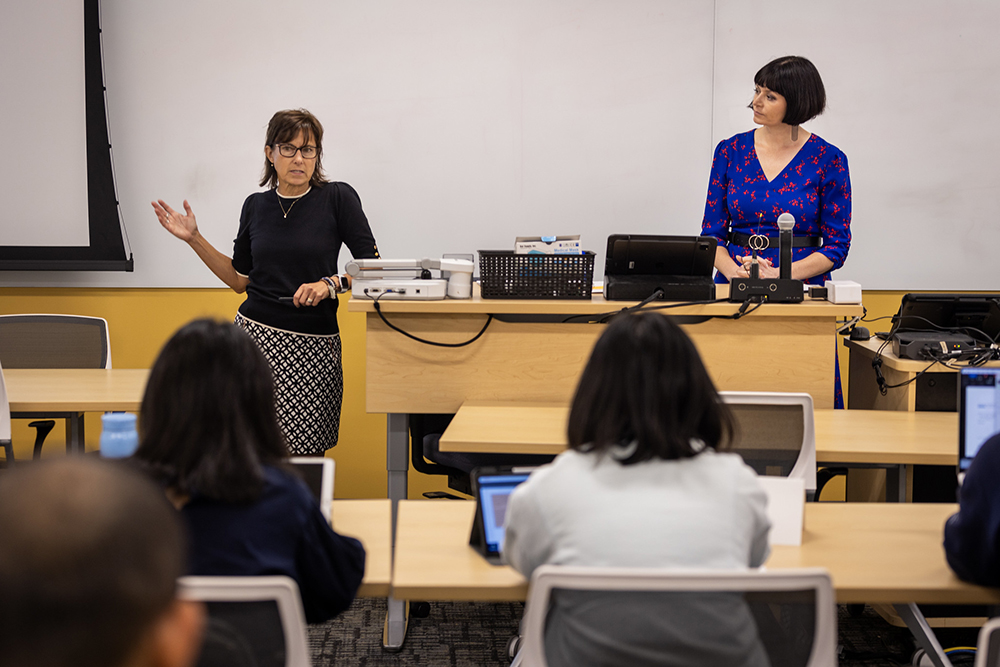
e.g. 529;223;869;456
753;132;813;184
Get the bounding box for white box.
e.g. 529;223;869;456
514;235;582;255
824;280;862;304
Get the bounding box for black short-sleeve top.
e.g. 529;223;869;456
232;181;379;335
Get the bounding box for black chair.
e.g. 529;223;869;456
409;413;555;499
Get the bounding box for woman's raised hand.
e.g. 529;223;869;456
152;199;198;242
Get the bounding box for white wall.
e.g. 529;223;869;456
2;0;998;290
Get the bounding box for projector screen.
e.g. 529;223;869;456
0;0;131;271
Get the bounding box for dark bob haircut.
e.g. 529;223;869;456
752;55;826;126
134;319;288;503
260;108;329;190
567;312;735;464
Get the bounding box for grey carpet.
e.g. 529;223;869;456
308;600;977;666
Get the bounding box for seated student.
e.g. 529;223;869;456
944;432;1000;585
133;319;365;623
504;312;771;667
0;458;205;667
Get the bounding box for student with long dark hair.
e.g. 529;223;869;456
504;312;771;667
133;319;364;624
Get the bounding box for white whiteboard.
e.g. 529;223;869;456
1;0;997;290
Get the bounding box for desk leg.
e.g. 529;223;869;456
384;413;409;651
67;413;84;454
886;465;907;503
894;603;954;667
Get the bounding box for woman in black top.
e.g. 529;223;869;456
153;109;379;454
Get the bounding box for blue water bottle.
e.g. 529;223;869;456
100;412;139;458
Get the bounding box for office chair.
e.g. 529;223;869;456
409;413;555;499
178;575;311;667
720;391;817;500
976;616;1000;667
516;566;836;667
0;360;12;466
0;314;111;459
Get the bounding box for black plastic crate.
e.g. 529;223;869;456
478;250;595;299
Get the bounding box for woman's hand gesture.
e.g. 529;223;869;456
152;199;198;243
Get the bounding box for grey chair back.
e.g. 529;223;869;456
976;617;1000;667
0;314;110;369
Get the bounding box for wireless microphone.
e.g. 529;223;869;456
777;212;795;280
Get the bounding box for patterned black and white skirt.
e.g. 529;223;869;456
235;314;343;455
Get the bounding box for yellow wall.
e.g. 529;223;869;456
0;288;452;500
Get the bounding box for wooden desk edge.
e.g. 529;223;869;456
332;499;392;598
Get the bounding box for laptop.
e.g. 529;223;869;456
468;466;535;564
958;367;1000;482
289;457;335;522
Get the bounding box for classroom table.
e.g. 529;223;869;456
349;288;861;649
438;402;958;501
844;337;1000;411
392;500;999;667
4;368;149;453
330;499;392;598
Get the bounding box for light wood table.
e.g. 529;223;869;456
438;402;958;501
330;499;392;597
4;368;149;452
350;288;861;649
391;500;1000;605
392;499;998;667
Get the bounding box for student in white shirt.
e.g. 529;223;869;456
504;311;771;667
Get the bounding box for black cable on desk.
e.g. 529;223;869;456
368;289;493;347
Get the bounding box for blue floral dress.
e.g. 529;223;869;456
701;130;852;286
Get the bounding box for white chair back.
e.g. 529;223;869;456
976;616;1000;667
720;391;817;492
178;575;311;667
519;565;836;667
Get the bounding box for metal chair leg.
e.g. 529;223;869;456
29;420;56;459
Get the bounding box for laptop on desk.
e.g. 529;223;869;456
289;457;334;522
469;466;535;565
958;367;1000;483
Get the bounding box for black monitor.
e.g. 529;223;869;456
889;293;1000;344
604;234;716;277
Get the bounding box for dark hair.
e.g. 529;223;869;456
259;108;329;189
135;319;288;502
567;312;734;464
0;458;186;667
751;56;826;126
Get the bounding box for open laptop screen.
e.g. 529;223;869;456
959;368;1000;472
473;471;532;558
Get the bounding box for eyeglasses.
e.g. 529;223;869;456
274;143;318;159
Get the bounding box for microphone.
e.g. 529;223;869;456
777;213;795;280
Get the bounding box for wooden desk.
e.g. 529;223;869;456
351;288;861;413
391;500;1000;605
4;368;149;452
845;338;1000;411
439;402;958;465
438;402;957;501
331;499;392;597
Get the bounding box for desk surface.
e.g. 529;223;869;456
4;368;149;412
330;499;392;598
439;403;959;467
391;500;1000;605
348;285;862;317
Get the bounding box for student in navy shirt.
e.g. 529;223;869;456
133;319;365;623
944;433;1000;586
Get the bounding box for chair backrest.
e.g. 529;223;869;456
0;314;111;369
289;457;335;521
976;617;1000;667
178;575;311;667
720;391;816;492
0;359;11;443
520;565;837;667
